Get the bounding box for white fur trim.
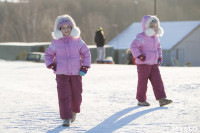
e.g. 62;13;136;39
145;29;156;37
52;14;81;40
158;27;164;37
52;30;63;40
70;27;81;38
145;16;158;30
144;16;164;37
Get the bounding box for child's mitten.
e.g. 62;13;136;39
79;66;89;76
137;54;146;61
48;63;56;71
158;57;162;65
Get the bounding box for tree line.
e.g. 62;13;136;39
0;0;199;45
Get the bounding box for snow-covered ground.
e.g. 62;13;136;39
0;60;200;133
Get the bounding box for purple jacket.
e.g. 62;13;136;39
130;15;163;65
45;36;91;75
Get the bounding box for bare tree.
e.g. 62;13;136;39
0;0;200;43
81;12;109;45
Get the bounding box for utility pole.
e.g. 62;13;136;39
154;0;157;15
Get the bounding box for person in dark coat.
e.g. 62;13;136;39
95;27;106;63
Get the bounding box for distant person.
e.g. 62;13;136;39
126;49;135;65
45;14;91;127
130;15;173;107
95;27;106;63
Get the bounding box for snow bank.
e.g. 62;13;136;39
0;61;200;133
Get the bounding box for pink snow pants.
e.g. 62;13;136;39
56;74;82;119
136;64;166;102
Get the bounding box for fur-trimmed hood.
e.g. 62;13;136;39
141;15;164;37
52;14;81;40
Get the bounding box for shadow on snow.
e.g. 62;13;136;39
85;106;168;133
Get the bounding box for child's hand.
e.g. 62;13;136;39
137;54;146;61
48;63;56;71
158;57;162;65
79;66;89;76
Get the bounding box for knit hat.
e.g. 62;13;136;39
52;14;80;40
57;19;73;30
98;27;103;31
141;15;164;37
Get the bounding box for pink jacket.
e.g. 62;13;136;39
45;36;91;75
130;15;163;65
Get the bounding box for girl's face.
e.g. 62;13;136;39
61;24;72;36
150;22;158;34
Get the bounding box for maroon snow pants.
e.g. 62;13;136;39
56;74;82;119
136;64;166;102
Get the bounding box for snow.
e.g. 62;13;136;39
107;21;200;50
0;60;200;133
0;42;50;46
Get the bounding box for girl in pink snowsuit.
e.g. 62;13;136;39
130;15;172;107
45;14;91;126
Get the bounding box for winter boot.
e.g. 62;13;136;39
138;101;150;106
159;98;173;107
71;112;76;123
62;119;71;127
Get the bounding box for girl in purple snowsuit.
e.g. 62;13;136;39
130;15;172;107
45;14;91;126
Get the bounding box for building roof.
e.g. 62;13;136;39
107;21;200;50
